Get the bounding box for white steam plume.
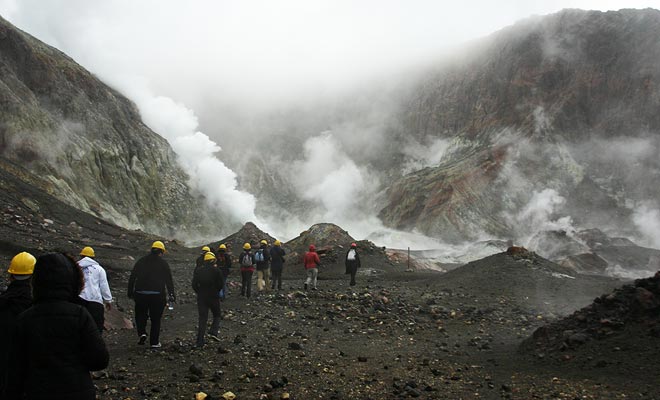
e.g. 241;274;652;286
517;189;574;237
109;77;260;228
632;203;660;249
291;132;379;223
402;137;451;174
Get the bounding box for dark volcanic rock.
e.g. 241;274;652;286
214;222;277;255
521;272;660;363
286;223;356;263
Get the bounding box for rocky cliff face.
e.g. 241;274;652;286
0;16;216;237
379;9;660;242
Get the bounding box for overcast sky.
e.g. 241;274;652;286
1;0;659;109
2;0;660;243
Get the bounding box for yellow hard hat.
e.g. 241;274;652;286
151;241;166;252
80;246;95;258
243;243;251;250
218;244;227;250
201;246;211;252
260;240;268;245
203;251;216;261
274;240;281;246
8;252;36;275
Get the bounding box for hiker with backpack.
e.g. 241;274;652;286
345;242;361;286
255;239;271;293
303;245;321;291
239;243;255;298
216;244;232;299
270;240;286;290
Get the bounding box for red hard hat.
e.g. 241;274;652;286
351;243;357;247
309;245;316;251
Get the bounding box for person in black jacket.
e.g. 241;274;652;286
127;241;175;348
6;253;109;400
192;252;223;347
345;243;361;286
270;240;286;290
216;244;232;299
195;245;211;269
0;252;36;397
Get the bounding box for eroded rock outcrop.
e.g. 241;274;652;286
0;15;218;237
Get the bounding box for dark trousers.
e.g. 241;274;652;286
134;293;166;345
241;270;253;298
346;261;358;286
196;295;221;346
271;268;283;289
83;300;105;333
220;270;229;299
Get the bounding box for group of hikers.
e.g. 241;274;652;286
0;238;362;399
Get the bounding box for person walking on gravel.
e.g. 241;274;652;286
303;244;321;291
0;252;35;397
78;246;113;333
344;243;361;286
239;243;255;298
270;240;286;290
6;253;109;400
216;244;232;299
255;239;271;293
196;245;211;269
192;251;223;347
127;241;175;349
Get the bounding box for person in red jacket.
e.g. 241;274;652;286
303;244;321;291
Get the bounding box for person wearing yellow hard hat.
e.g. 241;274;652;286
0;252;36;396
216;244;232;299
238;243;255;298
196;245;212;269
78;246;113;333
127;241;175;348
192;252;223;347
5;253;108;399
269;240;286;290
255;239;272;293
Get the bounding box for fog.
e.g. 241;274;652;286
1;0;659;252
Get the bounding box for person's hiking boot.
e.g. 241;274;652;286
138;334;147;345
312;287;318;291
150;343;162;349
209;334;221;342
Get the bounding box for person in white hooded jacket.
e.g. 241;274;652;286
78;246;113;332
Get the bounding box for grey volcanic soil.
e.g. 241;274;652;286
2;170;659;399
94;250;658;400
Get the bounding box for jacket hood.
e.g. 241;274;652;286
32;253;83;302
78;257;100;268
